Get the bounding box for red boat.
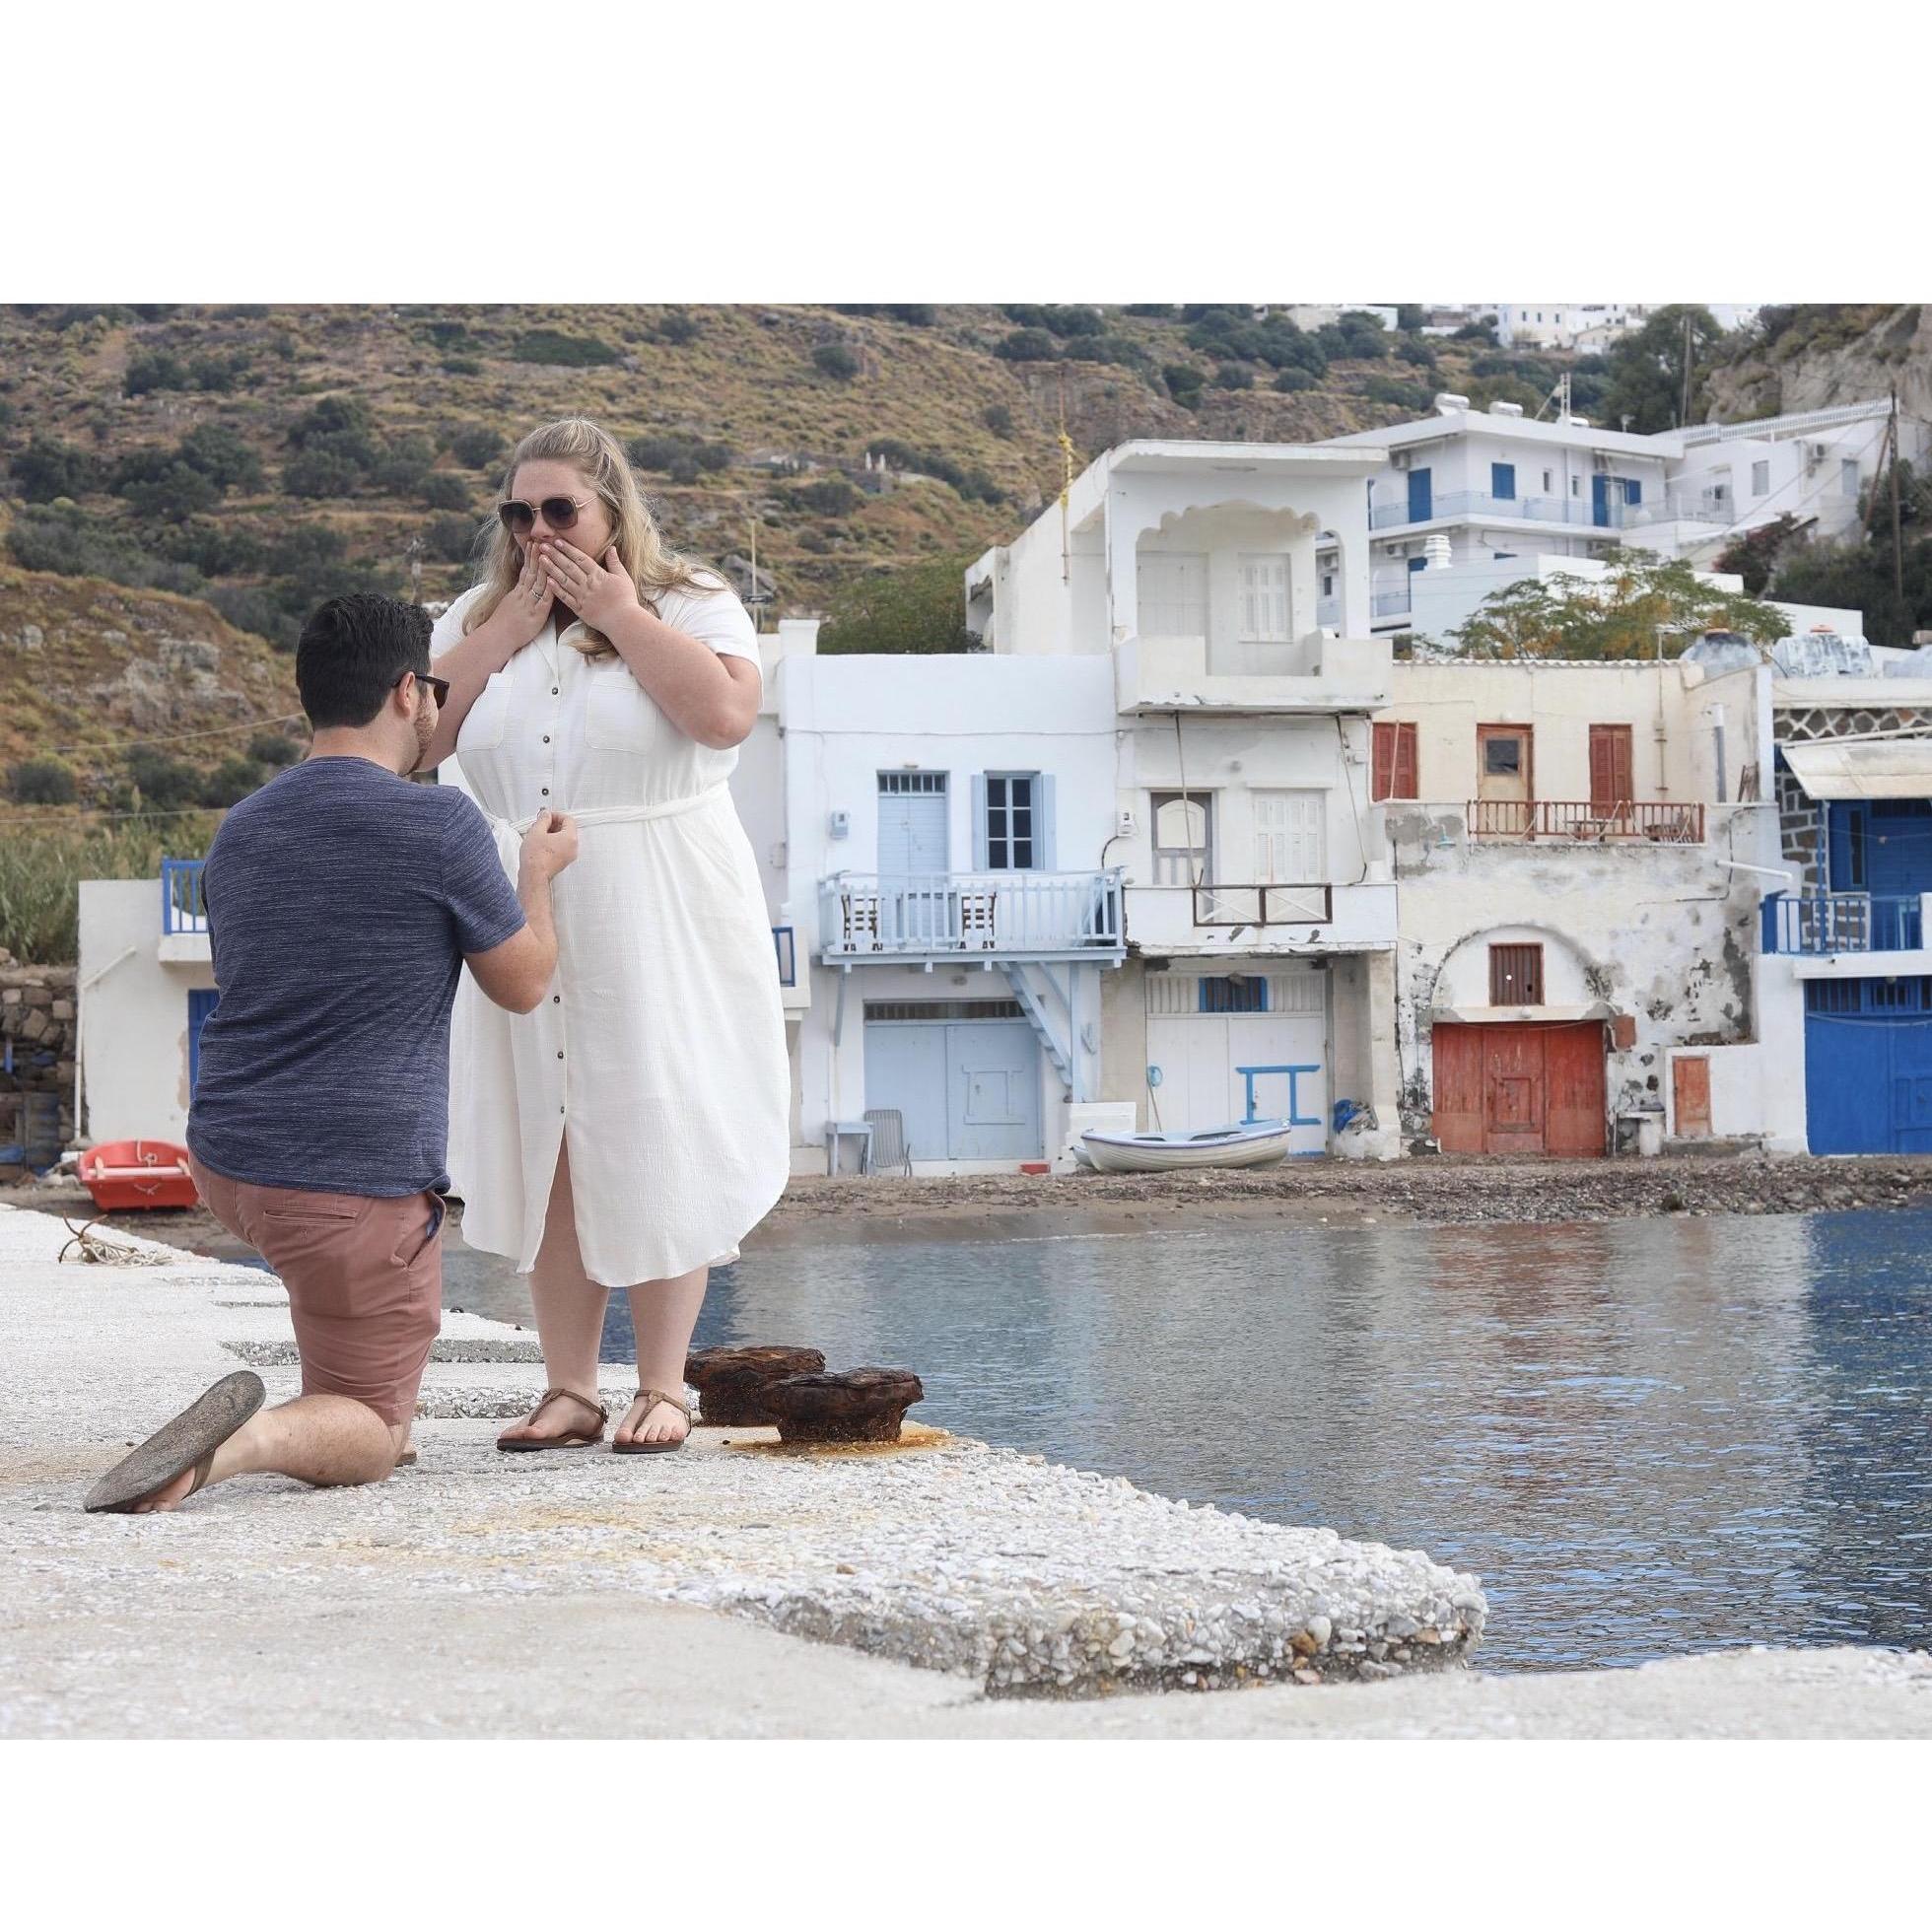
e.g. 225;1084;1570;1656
78;1139;200;1211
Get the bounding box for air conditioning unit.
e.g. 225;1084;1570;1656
1806;442;1828;469
1384;543;1406;558
1391;449;1413;470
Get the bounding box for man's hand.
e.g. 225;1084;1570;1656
518;810;579;881
541;541;641;633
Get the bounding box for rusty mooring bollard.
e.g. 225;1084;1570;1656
684;1346;827;1426
763;1367;926;1444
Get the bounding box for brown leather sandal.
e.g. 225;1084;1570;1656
611;1387;692;1456
496;1387;608;1452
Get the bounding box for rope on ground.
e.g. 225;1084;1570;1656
57;1217;170;1266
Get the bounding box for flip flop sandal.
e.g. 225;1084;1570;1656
496;1387;607;1453
611;1387;692;1456
83;1369;266;1514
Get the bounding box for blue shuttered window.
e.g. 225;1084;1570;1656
979;773;1053;870
1490;461;1516;501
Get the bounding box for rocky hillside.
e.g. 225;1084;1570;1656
0;565;303;803
0;303;1509;644
1702;304;1928;422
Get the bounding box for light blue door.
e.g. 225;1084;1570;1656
864;1017;1042;1160
1407;466;1432;522
863;1021;950;1163
946;1021;1042;1157
877;780;947;874
877;776;949;946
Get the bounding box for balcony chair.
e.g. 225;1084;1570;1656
840;891;883;950
958;889;998;948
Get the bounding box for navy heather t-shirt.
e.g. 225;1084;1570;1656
187;757;526;1197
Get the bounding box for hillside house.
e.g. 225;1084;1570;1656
968;440;1404;1159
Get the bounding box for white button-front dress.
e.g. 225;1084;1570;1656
431;579;789;1286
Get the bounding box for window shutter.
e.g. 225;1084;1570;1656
1035;773;1055;871
971;774;988;870
1395;723;1418;799
1372;722;1398;801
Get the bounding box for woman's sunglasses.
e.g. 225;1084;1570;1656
497;495;591;536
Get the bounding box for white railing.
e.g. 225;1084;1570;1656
819;870;1126;958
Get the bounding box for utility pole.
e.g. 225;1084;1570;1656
1891;383;1905;604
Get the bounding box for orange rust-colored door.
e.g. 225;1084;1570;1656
1431;1021;1606;1157
1430;1023;1484;1153
1483;1025;1547;1154
1543;1021;1607;1156
1673;1055;1713;1138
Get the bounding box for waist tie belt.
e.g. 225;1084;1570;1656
482;781;728;869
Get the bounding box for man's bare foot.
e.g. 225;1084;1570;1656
128;1465;199;1513
495;1387;605;1449
613;1392;690;1449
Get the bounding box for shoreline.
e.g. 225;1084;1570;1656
12;1150;1929;1261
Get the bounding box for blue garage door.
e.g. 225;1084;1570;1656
862;1001;1042;1160
1805;978;1932;1154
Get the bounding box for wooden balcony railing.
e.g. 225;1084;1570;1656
1466;799;1705;844
1191;882;1335;927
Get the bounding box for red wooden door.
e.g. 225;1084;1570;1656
1544;1021;1608;1155
1431;1021;1606;1157
1484;1026;1547;1153
1588;724;1633;814
1430;1023;1484;1153
1674;1055;1713;1138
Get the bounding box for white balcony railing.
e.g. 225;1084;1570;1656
1369;489;1733;535
819;870;1126;962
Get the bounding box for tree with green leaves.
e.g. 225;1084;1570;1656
1450;554;1789;659
1596;306;1723;433
818;554;981;656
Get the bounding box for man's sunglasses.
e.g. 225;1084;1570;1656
395;669;451;706
497;495;591;536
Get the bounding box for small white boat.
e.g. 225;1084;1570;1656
1078;1119;1294;1174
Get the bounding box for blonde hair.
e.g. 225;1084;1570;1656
464;416;723;658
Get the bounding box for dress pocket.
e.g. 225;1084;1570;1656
584;663;664;758
457;670;513;754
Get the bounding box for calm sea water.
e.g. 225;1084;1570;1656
304;1207;1932;1672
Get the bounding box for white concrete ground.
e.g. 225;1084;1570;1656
3;1204;1928;1739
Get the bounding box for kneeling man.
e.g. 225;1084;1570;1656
85;593;576;1512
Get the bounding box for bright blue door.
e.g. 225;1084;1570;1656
186;989;220;1099
1407;467;1432;522
1591;474;1611;526
1805;983;1932;1153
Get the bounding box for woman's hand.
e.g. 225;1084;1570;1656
541;540;640;633
494;548;556;652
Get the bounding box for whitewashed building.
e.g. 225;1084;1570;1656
1370;656;1780;1156
1328;393;1919;637
740;631;1128;1175
1494;304;1648;351
75;868;220;1146
968;440;1405;1160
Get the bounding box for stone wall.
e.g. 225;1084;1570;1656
0;954;77;1174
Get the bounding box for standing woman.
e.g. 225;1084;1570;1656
425;418;787;1452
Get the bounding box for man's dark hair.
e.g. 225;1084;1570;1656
295;593;434;729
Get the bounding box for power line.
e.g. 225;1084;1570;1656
35;713;306;758
0;802;223;830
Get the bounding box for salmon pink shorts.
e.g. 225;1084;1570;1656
188;1155;445;1426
